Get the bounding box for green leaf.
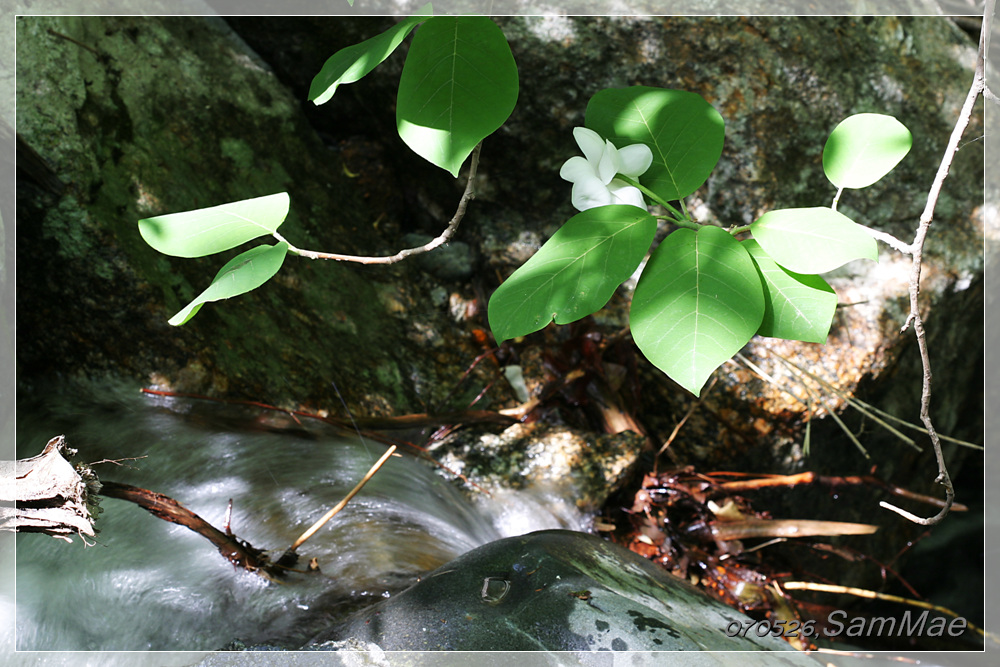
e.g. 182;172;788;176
743;239;838;343
630;226;763;396
396;16;518;176
585;86;725;201
750;207;878;274
489;205;656;344
169;242;288;326
139;193;289;258
823;113;912;189
308;5;432;105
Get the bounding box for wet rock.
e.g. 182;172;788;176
434;422;644;516
14;14;492;416
401;233;476;282
313;529;816;657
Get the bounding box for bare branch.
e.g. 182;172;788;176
884;1;989;525
276;143;484;264
865;227;913;254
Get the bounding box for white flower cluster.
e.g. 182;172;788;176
559;127;653;212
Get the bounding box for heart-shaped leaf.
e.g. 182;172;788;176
585;86;725;202
396;16;518;176
631;226;764;396
743;239;838;343
750;207;878;275
489;205;656;344
169;242;288;326
139;192;289;258
308;5;432;105
823;113;912;189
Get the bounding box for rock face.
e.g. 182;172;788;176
312;529;814;657
15;15;498;416
17;14;982;434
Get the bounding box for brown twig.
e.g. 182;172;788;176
274;142;483;264
47;28;101;57
709;471;968;512
99;481;271;574
881;1;990;525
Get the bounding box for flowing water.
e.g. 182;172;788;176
14;380;589;651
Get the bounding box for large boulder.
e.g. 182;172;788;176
15;14;500;416
311;529;817;658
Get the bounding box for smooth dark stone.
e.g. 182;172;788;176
312;530;815;658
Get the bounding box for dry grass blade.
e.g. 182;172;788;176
278;444;398;567
712;518;877;541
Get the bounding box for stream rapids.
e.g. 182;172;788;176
14;380;590;651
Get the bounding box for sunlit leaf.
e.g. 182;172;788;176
169;242;288;326
585;86;725;201
823;113;912;189
631;226;764;396
750;207;878;275
396;16;518;176
489;205;656;343
139;193;289;258
308;5;432;105
743;239;837;343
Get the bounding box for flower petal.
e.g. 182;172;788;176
597;140;620;184
559;156;596;183
608;179;647;210
617;143;654;178
573;127;606;166
572;173;615;211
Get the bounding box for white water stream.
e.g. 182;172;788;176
14;382;588;652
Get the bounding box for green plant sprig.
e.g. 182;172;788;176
615;175;694;227
488;98;911;398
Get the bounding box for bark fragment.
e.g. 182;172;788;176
0;435;100;541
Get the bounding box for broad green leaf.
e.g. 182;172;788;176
308;5;432;105
139;193;290;258
489;205;656;344
631;226;764;396
750;207;878;274
396;16;518;176
823;113;912;189
743;239;837;343
169;242;288;326
585;86;724;201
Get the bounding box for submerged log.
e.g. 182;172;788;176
0;435;100;540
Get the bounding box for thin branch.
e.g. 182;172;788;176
281;444;398;558
865;227;913;254
47;28;101;57
99;481;270;573
275;143;484;264
881;0;989;525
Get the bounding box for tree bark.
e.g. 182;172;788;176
0;435;98;541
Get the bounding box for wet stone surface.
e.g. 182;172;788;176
433;422;645;513
311;529;818;658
